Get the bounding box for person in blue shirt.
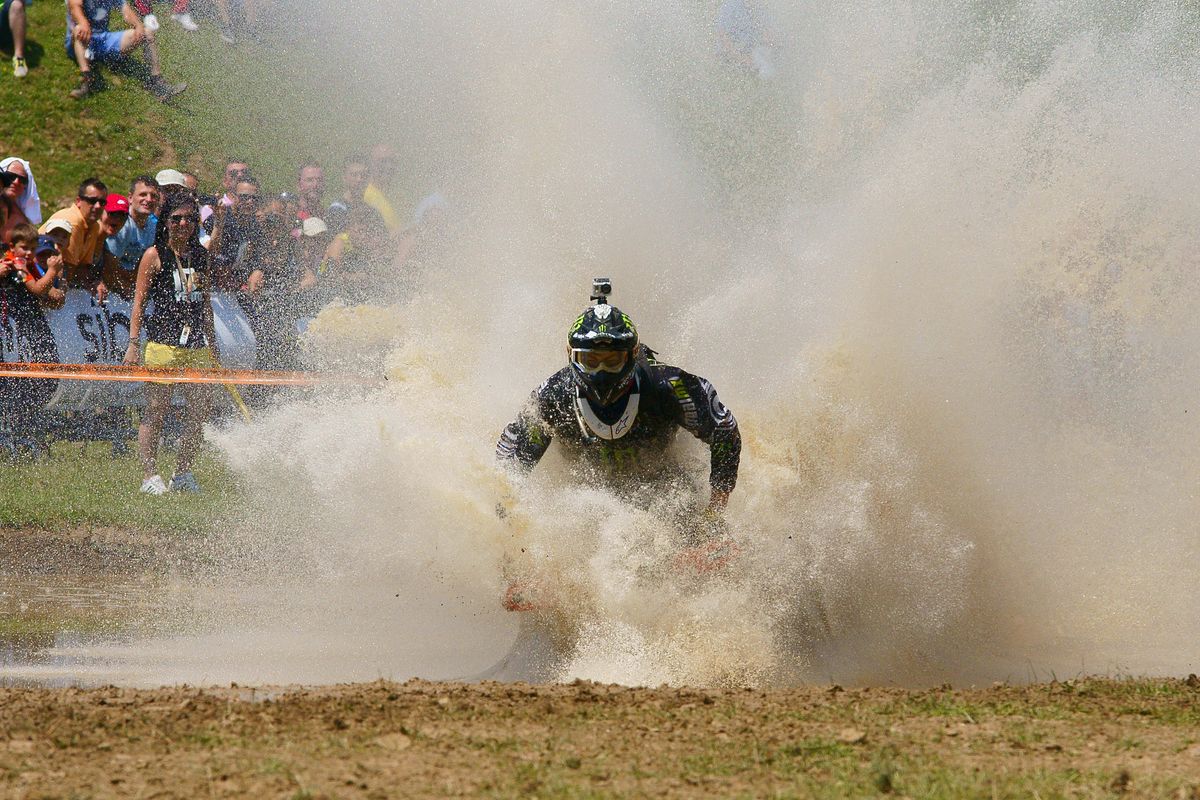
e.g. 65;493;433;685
105;175;159;296
66;0;185;100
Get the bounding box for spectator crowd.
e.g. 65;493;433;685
2;144;444;367
1;145;449;492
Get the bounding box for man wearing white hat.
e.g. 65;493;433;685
154;167;186;188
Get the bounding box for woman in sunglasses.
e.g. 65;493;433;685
0;156;41;241
123;193;217;495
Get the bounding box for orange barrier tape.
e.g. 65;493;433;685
0;362;378;387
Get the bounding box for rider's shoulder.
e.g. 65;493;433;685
533;367;575;401
639;359;695;394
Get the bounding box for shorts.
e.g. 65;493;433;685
144;341;213;383
64;29;126;63
0;0;30;50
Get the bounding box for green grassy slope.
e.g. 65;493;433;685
0;2;393;212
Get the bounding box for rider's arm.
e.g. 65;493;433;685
496;391;554;471
671;371;742;507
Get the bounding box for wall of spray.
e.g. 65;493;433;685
134;1;1200;687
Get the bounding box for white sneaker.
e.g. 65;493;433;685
140;475;168;495
172;12;199;32
143;13;160;32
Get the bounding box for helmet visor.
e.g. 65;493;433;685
571;348;629;374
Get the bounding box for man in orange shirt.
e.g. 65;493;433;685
39;176;106;294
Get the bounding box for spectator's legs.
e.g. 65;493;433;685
169;0;197;33
71;36;91;71
214;0;235;42
173;384;211;476
117;27;160;77
138;384;173;479
8;0;25;60
124;25;185;99
68;34;97;99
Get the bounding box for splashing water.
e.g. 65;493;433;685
14;1;1200;687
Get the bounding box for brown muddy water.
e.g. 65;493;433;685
0;527;523;689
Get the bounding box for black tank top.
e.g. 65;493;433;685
144;245;209;348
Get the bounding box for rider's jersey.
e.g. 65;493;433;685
496;358;741;495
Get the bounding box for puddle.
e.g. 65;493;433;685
1;567;520;688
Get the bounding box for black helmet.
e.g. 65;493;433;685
567;303;639;406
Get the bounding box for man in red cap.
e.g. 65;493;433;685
101;193;129;232
89;192;133;301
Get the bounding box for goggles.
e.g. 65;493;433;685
571;348;629;374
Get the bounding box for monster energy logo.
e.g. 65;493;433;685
669;377;699;428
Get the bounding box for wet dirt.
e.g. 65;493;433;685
3;528;1199;798
2;678;1199;798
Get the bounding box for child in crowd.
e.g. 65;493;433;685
1;224;63;412
3;224;63;305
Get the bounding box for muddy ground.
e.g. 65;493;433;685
3;527;1200;799
3;678;1200;799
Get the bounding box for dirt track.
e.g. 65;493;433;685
3;677;1200;798
4;528;1200;798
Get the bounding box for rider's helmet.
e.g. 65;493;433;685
567;302;639;406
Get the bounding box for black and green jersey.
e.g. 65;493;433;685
496;359;741;495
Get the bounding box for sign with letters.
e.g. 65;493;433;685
0;290;256;410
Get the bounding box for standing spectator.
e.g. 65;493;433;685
0;156;41;240
219;160;249;206
106;176;158;274
210;175;265;292
39;177;106;292
66;0;187;101
131;0;198;32
201;159;248;229
94;193;130;297
317;205;390;304
0;0;28;77
180;170;199;192
363;144;402;234
153;168;191;209
99;193;129;239
123;193;216;495
298;217;328;288
245;210;309;376
295;163;324;221
325;157;367;234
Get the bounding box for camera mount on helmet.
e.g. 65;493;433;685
590;277;612;305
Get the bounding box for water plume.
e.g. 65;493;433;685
199;0;1200;686
18;1;1200;687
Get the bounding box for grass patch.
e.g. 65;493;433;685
0;3;426;214
0;440;237;532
